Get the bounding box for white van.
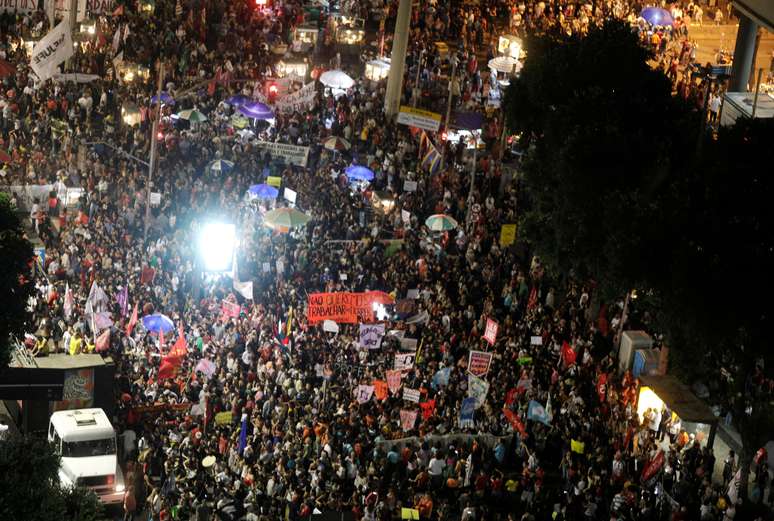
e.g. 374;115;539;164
48;408;125;505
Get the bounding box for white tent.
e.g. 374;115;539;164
319;69;355;89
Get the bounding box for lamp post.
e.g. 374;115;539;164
383;0;412;117
144;61;164;242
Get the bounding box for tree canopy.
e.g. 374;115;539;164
505;19;774;490
0;192;34;369
0;435;103;521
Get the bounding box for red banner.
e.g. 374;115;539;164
307;291;394;324
503;408;528;438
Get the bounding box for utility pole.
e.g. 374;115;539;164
438;60;457;173
145;61;164;242
383;0;412;117
412;49;424;108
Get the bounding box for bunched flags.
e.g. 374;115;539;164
421;142;442;174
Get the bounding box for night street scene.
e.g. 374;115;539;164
0;0;773;520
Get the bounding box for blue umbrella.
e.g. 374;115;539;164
142;313;175;334
226;94;252;107
345;165;375;182
239;102;274;120
248;183;279;199
207;159;235;174
150;92;175;105
640;7;674;26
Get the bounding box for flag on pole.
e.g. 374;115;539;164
421;142;442;174
418;130;430;158
237;413;248;455
95;329;111;352
231;253;253;300
170;325;187;358
158;360;177;380
87;281;109;313
527;400;551;425
116;285;128;317
126;303;138;336
561;341;576;367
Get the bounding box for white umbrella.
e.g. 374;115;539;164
320;70;355;89
488;56;520;74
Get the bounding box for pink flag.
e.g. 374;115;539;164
400;409;418;431
221;299;241;318
95;329;111;352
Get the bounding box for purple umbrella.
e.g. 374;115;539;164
640;7;674;26
150;92;175;105
239;102;274;120
226;94;252;107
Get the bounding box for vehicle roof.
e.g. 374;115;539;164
50;409;115;442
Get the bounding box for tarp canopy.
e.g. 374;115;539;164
639;375;718;424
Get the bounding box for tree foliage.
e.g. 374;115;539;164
0;192;34;369
505;20;774;492
0;435;103;521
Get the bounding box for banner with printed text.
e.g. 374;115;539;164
483;318;499;345
30;20;74;82
254;141;310;167
1;0;40;13
467;350;493;377
276;81;316;114
468;374;489;409
403;387;420;403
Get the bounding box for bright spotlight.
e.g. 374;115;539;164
199;222;236;272
372;303;390;321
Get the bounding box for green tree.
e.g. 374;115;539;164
0;192;34;369
505;20;774;498
0;435;103;521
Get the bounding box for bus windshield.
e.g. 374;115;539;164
62;437;116;457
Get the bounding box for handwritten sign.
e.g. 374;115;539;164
307;292;394;324
499;223;517;246
483;318;499;345
359;324;385;349
386;369;402;394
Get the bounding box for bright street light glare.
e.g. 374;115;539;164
199;222;236;272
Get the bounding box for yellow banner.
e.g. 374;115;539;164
214;411;233;426
266;176;282;187
500;224;517;246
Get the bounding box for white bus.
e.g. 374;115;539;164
48;408;125;505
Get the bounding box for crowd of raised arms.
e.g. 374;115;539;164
2;0;771;520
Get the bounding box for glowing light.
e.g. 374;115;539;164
372;303;390;320
198;223;236;272
636;386;664;423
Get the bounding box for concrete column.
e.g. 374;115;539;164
384;0;412;117
729;14;758;92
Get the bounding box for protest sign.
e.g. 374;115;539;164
403;388;420;403
459;397;476;428
394;353;415;371
499;224;517;246
254;141;310;167
275;81;316;114
386;369;402;394
530;336;543;345
307;292;394;324
214;411;233;425
483;318;499;345
403;180;417;192
373;380;388;400
396;105;442;132
355;385;374;404
467;350;493;377
1;0;40;13
400;409;418;431
468;374;489;409
359;323;385;349
400;338;418;351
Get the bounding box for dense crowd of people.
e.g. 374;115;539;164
2;0;773;520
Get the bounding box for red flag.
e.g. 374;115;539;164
641;450;665;483
162;354;183;368
140;266;156;285
170;325;187;358
419;400;436;420
503;408;528;438
597;372;608;403
561;341;576;367
504;388;518;406
158;360;177;380
221;299;241;318
125;303;138;336
527;286;538;309
95;329;111;352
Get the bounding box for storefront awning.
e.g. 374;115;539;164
639;375;718;424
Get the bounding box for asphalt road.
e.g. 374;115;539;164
688;22;774;82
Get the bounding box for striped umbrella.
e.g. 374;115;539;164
263;208;312;231
207;159;234;174
425;214;458;232
176;109;208;123
323;136;351;151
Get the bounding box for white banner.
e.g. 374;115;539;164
276;81;316;115
394;353;415;371
0;0;41;13
254;141;310;167
396;105;442;132
403;388;420;403
49;0;115;21
30;20;74;82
